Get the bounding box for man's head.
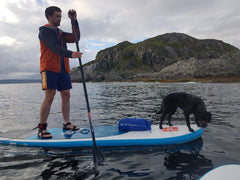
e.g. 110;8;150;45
45;6;62;27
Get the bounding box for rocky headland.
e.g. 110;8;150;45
70;32;240;83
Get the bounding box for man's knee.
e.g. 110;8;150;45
60;90;70;101
45;89;56;103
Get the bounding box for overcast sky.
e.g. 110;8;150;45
0;0;240;79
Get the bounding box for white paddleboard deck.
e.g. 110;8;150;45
0;125;203;148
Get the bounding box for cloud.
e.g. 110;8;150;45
0;36;18;46
0;0;240;79
0;1;19;23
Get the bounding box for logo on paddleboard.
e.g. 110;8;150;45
162;127;179;132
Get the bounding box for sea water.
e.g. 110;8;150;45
0;82;239;179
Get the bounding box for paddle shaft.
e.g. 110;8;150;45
71;18;104;164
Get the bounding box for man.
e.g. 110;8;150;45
38;6;82;139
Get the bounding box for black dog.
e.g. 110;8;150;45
157;92;211;132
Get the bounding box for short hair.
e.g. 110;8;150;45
45;6;62;20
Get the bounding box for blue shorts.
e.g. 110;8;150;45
41;69;72;91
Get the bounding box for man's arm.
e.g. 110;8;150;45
39;27;73;57
63;20;80;43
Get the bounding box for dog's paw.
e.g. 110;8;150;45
159;125;163;129
189;128;195;132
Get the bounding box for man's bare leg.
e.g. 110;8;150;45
60;89;79;130
39;89;56;137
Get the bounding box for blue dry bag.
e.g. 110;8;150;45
118;118;151;131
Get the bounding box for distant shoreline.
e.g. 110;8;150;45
128;76;240;83
71;76;240;83
0;79;41;84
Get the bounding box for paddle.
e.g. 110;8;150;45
69;12;104;165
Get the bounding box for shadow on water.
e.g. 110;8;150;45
163;138;213;180
31;137;213;179
164;151;213;180
40;158;100;180
0;135;213;179
102;138;213;180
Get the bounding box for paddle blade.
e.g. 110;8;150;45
93;147;105;165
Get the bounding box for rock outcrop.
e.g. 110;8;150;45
70;32;240;82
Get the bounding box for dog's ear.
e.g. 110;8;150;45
206;112;212;122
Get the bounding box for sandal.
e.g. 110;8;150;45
63;122;79;131
37;123;52;139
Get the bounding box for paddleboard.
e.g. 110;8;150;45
0;125;203;148
200;164;240;180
